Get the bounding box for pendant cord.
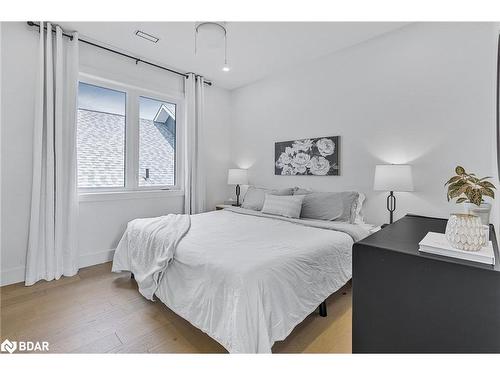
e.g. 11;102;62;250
224;31;227;65
194;22;228;67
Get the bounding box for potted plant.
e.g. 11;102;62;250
445;166;496;225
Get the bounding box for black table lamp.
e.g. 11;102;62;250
227;169;248;206
374;164;414;225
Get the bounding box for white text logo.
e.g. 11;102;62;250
1;339;17;353
1;339;49;353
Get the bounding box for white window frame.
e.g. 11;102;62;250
77;73;184;199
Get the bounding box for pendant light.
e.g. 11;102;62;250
195;22;230;72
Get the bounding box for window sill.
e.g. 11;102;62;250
79;189;184;203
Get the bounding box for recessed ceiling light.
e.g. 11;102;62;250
135;30;159;43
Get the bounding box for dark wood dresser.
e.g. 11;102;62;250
352;214;500;353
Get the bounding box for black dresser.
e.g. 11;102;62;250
352;214;500;353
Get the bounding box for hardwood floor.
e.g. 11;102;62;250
0;262;352;353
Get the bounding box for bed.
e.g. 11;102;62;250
112;206;370;353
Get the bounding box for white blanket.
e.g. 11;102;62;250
112;214;190;300
113;208;369;353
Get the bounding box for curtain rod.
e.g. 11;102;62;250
27;21;212;86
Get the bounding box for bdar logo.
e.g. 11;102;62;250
1;339;17;353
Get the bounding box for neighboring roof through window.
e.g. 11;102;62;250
153;103;176;123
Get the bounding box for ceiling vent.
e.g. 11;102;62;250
135;30;159;43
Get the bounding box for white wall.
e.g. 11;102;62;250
0;22;232;285
230;22;499;226
1;22;39;285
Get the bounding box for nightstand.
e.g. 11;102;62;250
353;214;500;353
215;204;234;211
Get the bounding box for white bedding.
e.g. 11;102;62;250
113;208;369;353
112;214;190;299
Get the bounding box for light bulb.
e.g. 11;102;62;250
222;64;230;72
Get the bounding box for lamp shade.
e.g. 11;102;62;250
227;169;248;185
374;164;414;192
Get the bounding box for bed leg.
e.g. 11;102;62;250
319;301;327;317
130;273;135;280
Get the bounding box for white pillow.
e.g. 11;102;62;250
241;186;295;211
261;194;305;219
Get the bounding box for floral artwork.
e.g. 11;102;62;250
274;136;340;176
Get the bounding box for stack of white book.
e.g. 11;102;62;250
419;232;495;265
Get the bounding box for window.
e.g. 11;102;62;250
76;76;182;193
77;82;126;188
139;97;176;187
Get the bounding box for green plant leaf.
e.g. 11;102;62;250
446;167;496;204
447;188;459;199
465;185;474;198
480;181;496;189
460;184;471;196
449;179;466;187
481;188;495;199
447;180;466;194
470;189;482;206
444;176;462;186
448;185;471;198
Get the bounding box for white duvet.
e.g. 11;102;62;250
112;208;369;353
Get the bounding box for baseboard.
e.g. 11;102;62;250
0;248;116;287
0;266;26;287
79;248;115;269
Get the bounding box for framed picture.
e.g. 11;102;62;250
274;136;340;176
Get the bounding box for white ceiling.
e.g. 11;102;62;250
58;22;408;90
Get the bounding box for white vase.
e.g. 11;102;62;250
445;214;486;252
464;202;491;226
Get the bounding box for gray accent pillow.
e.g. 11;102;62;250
294;187;313;195
261;194;305;219
241;186;294;211
298;191;360;223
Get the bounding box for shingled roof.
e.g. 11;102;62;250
77;108;175;188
